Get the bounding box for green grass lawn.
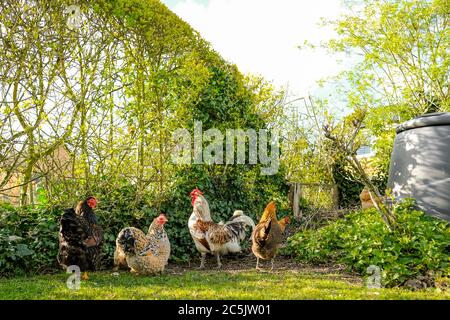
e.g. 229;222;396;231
0;269;448;300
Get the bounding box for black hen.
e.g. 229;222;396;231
57;197;103;271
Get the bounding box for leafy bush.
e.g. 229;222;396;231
92;183;159;268
0;204;61;277
332;157;388;209
286;200;450;287
332;158;364;208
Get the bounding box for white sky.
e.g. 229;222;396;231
162;0;351;99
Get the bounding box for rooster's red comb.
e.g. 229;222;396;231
190;188;204;196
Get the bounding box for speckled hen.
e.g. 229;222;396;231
114;214;170;275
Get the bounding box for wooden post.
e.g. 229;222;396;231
332;184;339;210
293;183;302;221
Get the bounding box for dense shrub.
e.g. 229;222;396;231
0;204;61;277
332;159;364;208
154;59;290;261
92;183;160;268
332;157;388;209
286;199;450;287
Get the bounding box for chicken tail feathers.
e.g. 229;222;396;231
223;210;255;242
230;210;255;229
259;201;277;224
60;208;86;244
117;229;135;254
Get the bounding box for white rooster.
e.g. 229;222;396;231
188;188;255;269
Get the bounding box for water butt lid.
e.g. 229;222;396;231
396;112;450;134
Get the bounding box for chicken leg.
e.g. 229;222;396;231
255;257;263;271
215;252;222;269
198;253;206;269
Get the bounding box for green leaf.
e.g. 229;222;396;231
15;244;33;257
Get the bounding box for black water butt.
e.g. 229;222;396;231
387;112;450;222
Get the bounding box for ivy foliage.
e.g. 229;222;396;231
287;200;450;287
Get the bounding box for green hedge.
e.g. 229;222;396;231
0;204;61;277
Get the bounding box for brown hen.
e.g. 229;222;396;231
251;201;290;271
